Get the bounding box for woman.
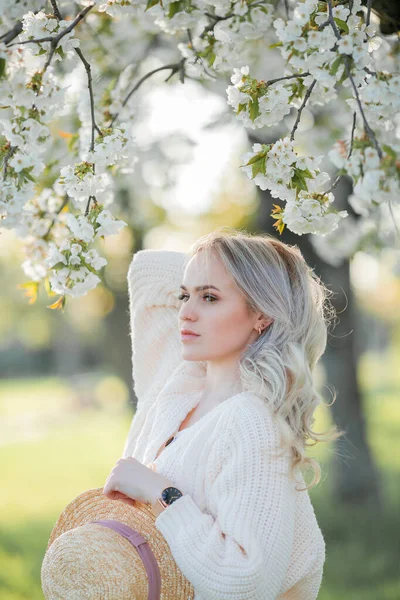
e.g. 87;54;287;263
103;227;343;599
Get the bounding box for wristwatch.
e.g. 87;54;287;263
151;486;183;517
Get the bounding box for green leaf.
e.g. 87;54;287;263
0;58;6;79
334;17;349;34
237;103;248;115
55;46;65;59
145;0;160;10
292;171;308;192
269;42;283;49
168;1;183;18
67;133;79;153
297;167;313;179
20;168;36;183
382;144;397;159
330;56;342;76
249;96;260;121
251;157;266;179
245;151;266;166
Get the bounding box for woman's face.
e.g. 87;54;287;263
178;250;263;363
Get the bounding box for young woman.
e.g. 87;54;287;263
103;227;343;599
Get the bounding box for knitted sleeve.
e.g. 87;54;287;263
122;249;186;458
154;400;297;600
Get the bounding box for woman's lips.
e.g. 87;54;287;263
181;333;200;341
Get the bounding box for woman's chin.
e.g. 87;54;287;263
181;348;204;361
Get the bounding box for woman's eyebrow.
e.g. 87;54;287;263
180;284;221;292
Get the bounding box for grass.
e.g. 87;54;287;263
0;349;399;599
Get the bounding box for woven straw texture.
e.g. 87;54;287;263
41;487;195;600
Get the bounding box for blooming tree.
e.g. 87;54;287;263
0;0;399;308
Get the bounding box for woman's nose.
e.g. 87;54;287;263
179;299;198;320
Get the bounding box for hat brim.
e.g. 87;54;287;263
44;487;195;598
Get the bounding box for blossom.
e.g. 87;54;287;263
95;209;127;237
57;164;111;203
282;193;348;235
49;266;101;298
64;213;95;243
226;66;291;129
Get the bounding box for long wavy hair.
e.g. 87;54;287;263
185;227;345;492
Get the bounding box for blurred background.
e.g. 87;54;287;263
1;73;400;599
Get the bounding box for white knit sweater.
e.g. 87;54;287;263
122;249;326;600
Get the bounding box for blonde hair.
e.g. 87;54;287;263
185;226;345;492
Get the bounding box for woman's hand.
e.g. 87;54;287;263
103;457;174;507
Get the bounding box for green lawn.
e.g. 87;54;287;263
0;351;399;599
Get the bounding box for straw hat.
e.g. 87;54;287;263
41;487;195;599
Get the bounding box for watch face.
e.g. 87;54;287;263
161;486;183;505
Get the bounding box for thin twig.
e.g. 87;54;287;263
6;4;94;48
266;72;310;86
318;19;330;31
43;194;69;239
49;0;100;216
0;22;23;45
85;195;96;217
290;79;317;141
109;60;186;126
186;28;217;81
326;0;382;159
284;0;289;19
50;0;62;20
347;111;357;159
74;48;102;150
0;4;47;44
366;0;373;27
48;1;101;151
325;112;357;194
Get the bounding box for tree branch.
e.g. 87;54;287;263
74;48;102;150
43;194;69;240
366;0;373;27
327;0;383;159
6;3;94;50
109;60;186;127
50;0;63;21
290;78;316;141
265;72;310;86
46;1;101;151
347;111;357;160
0;22;23;45
326;112;357;193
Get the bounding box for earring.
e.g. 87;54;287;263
257;325;264;335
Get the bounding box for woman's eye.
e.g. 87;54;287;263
177;294;216;302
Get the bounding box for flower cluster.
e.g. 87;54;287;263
273;0;377;106
20;204;127;297
56;163;112;206
0;7;136;306
177;3;275;74
20;11;80;58
0;0;399;307
346;73;400;130
81;126;137;174
98;0;145;19
329;139;400;217
226;66;292;129
241;137;347;235
45;207;126;297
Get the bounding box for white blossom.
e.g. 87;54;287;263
95;209;127;237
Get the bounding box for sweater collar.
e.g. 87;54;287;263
139;360;207;465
